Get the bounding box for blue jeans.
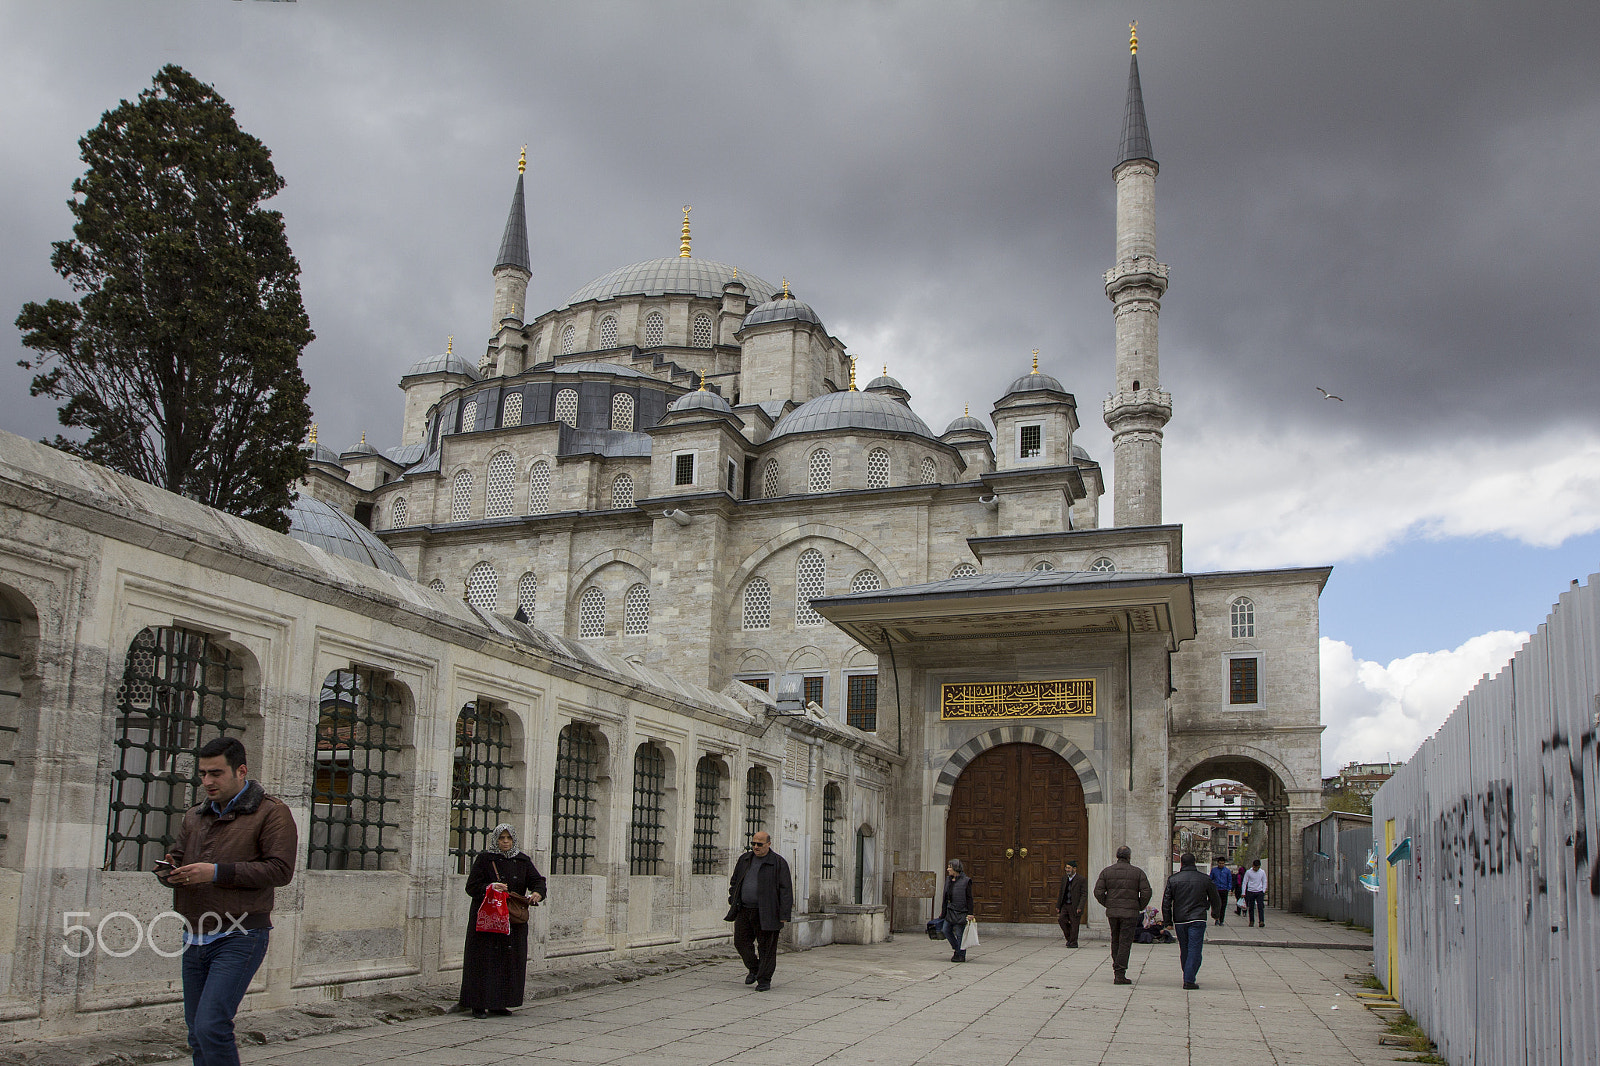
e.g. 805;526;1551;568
1174;920;1206;985
944;915;967;957
182;929;270;1066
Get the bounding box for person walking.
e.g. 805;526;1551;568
1162;852;1223;989
727;831;793;990
1093;845;1152;985
459;824;546;1018
156;737;297;1066
940;859;975;961
1233;863;1247;917
1056;860;1087;947
1209;857;1233;925
1243;859;1268;927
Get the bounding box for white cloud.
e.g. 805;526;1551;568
1318;630;1528;774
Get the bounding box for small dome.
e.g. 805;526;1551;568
403;351;480;381
866;373;904;392
669;390;733;415
1003;369;1067;396
768;389;937;442
344;438;379;457
944;414;990;437
741;296;823;330
302;442;345;467
1071;444;1092;462
287;496;411;579
564;258;778;307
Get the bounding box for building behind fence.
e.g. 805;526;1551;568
1300;811;1373;927
1373;574;1599;1066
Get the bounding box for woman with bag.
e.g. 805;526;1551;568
939;859;975;962
459;824;546;1018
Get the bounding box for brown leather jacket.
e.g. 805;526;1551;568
166;781;298;932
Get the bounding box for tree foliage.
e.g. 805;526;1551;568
16;64;312;532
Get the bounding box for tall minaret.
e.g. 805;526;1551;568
491;147;532;332
1103;22;1172;528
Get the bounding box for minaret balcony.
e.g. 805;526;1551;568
1103;388;1172;429
1104;257;1169;299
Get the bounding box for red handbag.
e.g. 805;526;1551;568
475;884;511;934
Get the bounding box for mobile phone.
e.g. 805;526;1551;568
154;860;176;874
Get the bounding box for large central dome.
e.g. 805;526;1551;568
563;258;778;308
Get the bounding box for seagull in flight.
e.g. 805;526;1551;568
1316;387;1344;402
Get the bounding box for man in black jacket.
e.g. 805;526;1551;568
1161;851;1224;989
1094;845;1152;985
1056;860;1087;948
727;831;793;991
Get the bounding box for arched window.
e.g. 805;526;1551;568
611;472;634;509
691;312;713;348
598;315;618;348
920;456;938;485
1032;560;1055;572
428;578;446;593
450;470;472;522
692;756;726;874
744;766;772;838
485;452;515;518
952;563;978;578
390;497;408;528
1230;596;1256;638
517;572;537;618
867;448;890;488
555;388;579;428
850;570;881;593
611;392;634;431
309;667;405;870
528;461;551;514
796;548;826;626
1088;557;1117;573
466;563;498;610
531;333;542;360
579;586;606;638
448;699;514;874
762;460;780;499
807;449;832;493
630;743;668;874
644;311;665;347
560;324;576;355
551;723;600;874
821;783;841;879
460;399;479;433
502;392;523;428
742;577;772;631
624;584;650;635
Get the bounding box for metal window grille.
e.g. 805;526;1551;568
726;459;737;494
796;549;826;626
0;607;20;862
624;584;650;635
599;315;618;348
308;668;405;871
629;744;667;875
450;470;473;522
467;563;498;611
847;675;878;731
867;449;890;488
804;676;824;706
517;572;537;617
611;392;634;431
390;497;408;528
807;449;831;493
821;784;839;879
551;723;599;874
461;399;479;433
1020;424;1042;458
691;313;713;348
644;311;664;347
692;757;722;874
555;389;579;428
106;627;245;871
741;677;769;692
742;579;771;630
485;453;515;518
429;579;446;593
1033;560;1055;572
744;767;769;840
762;461;779;499
611;473;634;509
528;462;551;514
502;392;523;428
579;587;606;637
1089;556;1117;573
1229;657;1259;704
1230;597;1255;638
920;456;938;485
674;453;694;486
449;700;514;874
951;563;977;578
851;570;881;593
560;325;576;355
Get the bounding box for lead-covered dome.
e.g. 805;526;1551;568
943;413;990;436
403;351;480;380
1003;369;1067;396
768;389;937;441
564;258;778;307
741;296;822;329
670;389;733;415
288;496;412;579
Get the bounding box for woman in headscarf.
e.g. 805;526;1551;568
459;823;546;1018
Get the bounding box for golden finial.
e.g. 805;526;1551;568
1032;349;1040;373
308;423;318;445
849;358;857;391
882;364;888;377
359;431;367;446
1129;20;1138;55
781;277;790;298
699;370;709;391
518;145;527;174
732;267;738;280
964;403;970;417
446;335;454;356
679;205;692;258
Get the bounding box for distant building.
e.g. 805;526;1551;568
1323;760;1404;805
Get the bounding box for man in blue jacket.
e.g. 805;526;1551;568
1209;857;1234;925
727;831;793;991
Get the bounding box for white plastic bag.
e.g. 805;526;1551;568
960;918;980;949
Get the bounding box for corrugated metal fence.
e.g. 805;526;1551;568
1301;813;1374;927
1373;573;1599;1066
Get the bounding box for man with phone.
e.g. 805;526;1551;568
155;737;297;1066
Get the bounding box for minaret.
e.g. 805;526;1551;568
1103;22;1172;528
491;147;532;332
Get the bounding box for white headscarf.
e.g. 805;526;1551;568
490;823;523;859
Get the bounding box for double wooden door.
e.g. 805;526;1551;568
945;743;1087;923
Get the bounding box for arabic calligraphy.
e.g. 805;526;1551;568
940;679;1095;720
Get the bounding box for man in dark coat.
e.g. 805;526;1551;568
1162;851;1224;989
727;831;793;991
1093;845;1152;985
1056;860;1087;947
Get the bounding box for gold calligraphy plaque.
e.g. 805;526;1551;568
940;679;1096;720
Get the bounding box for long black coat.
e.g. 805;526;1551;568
727;850;793;931
459;850;547;1011
940;874;973;920
1056;872;1087;917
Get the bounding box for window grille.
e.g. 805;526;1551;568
449;700;514;874
804;675;824;706
920;456;938;485
1020;424;1042;459
796;549;826;626
461;399;479;433
740;677;770;692
485;452;515;518
502;392;523;428
308;668;405;871
1088;557;1117;573
851;570;881;593
847;675;878;731
450;470;472;522
528;462;551;514
629;744;667;875
624;584;650;635
551;723;599;874
579;587;606;637
555;389;579;428
744;766;769;840
611;472;634;509
598;315;618;348
821;784;840;879
429;579;446;593
644;311;665;347
517;572;537;618
867;448;890;488
691;312;713;348
467;562;498;611
1230;596;1255;638
726;459;737;495
1229;657;1259;705
105;627;246;871
674;453;695;486
611;392;634;431
951;563;977;578
742;578;771;630
807;449;831;493
391;497;408;528
692;756;722;874
560;324;576;355
1033;560;1055;572
762;461;780;499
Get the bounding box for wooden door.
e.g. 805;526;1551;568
945;743;1087;922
